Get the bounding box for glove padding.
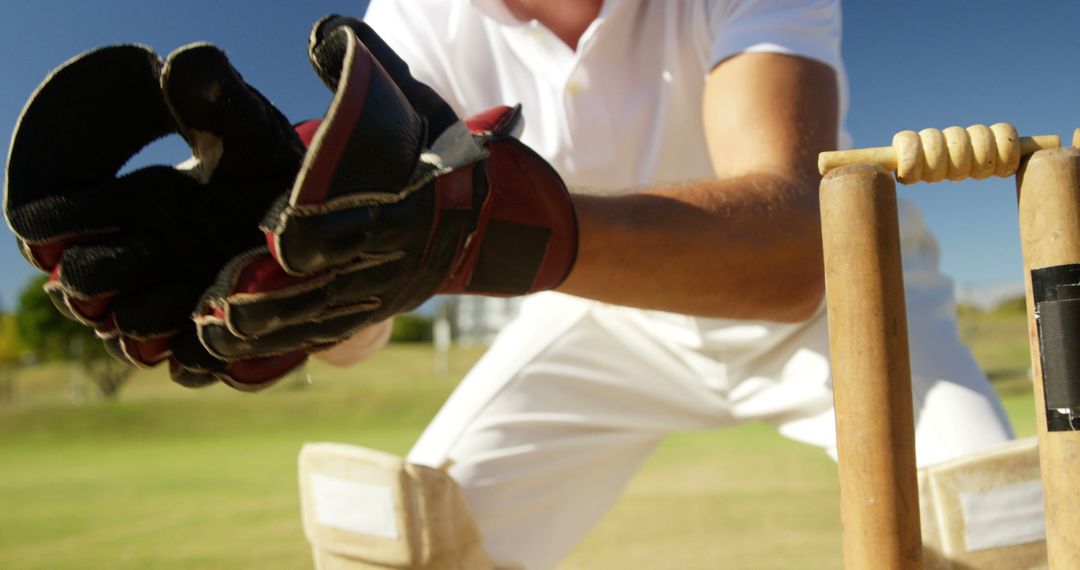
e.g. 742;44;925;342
4;42;308;390
194;16;578;361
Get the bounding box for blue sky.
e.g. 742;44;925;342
0;1;1077;308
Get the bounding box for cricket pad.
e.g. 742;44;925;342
919;437;1047;569
299;443;497;570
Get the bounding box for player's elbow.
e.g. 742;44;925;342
766;211;826;323
771;258;825;323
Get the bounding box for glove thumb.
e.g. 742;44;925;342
308;15;458;143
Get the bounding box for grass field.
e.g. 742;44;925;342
0;309;1037;569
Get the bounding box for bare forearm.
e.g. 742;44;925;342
556;173;824;322
557;52;840;321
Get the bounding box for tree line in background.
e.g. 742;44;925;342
0;275;436;402
956;296;1028;318
4;275;136;400
0;270;1025;403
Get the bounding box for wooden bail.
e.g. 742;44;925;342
820;164;923;570
819;125;1059;184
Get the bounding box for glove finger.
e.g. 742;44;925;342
43;269;115;326
16;164;230;336
202;248;418;340
39;272;79;322
161;43;303;188
264;187;430;275
169;347;221;387
171;328;223;370
266;26;426;275
9;164;201;272
99;333;133;364
91;318;169;367
111;279;204;339
217;352;308;392
199;308;370;361
119;332;175;368
169;362;220;389
55;237;158;301
309;15;457;140
6;46;175;251
169;328;306;391
169;329;230;388
281;24;422;211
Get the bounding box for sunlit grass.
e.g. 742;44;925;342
0;309;1040;569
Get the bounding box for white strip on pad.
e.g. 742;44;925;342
311;473;399;539
960;480;1046;552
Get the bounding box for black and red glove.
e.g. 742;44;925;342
194;16;578;362
4;42;308;389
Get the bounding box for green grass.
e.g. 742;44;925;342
0;346;479;570
0;309;1040;569
958;308;1034;399
563;424;846;570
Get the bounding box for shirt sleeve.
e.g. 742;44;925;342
361;0;468;117
705;0;850;149
706;0;843;72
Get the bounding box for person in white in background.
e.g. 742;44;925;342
320;1;1014;567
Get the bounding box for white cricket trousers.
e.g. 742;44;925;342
407;275;1013;569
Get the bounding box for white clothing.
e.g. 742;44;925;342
363;1;1014;568
367;0;849;190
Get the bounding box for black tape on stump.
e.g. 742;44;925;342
1032;264;1080;431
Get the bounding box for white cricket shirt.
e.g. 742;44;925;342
364;0;849;191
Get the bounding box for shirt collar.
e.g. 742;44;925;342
469;0;622;28
469;0;525;26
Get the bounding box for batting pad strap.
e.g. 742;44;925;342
299;443;495;570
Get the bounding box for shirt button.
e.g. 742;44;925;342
566;81;582;96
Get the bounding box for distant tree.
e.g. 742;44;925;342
391;313;434;343
0;313;22;365
992;295;1028;315
15;275;86;359
955;302;982;318
0;313;21;403
14;275;134;399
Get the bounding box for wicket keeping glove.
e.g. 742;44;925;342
5;42;309;389
194;16;578;361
